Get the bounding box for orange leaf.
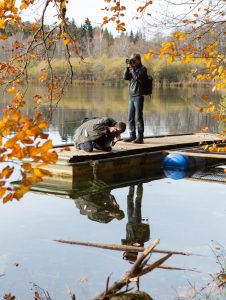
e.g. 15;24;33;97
0;166;14;179
0;34;8;40
0;188;7;199
14;185;30;200
40;140;53;153
38;121;48;129
41;151;58;163
5;137;17;148
22;162;33;172
39;133;49;139
3;192;14;203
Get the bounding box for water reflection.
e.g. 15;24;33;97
74;187;125;223
1;85;220;145
122;184;150;263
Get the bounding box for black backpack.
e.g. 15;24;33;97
142;74;153;96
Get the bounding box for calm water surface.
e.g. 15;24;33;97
12;84;220;144
0;86;225;299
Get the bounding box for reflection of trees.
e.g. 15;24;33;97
0;85;220;140
73;188;124;223
122;183;150;262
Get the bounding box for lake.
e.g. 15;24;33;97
0;85;225;299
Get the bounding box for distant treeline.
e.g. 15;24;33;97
29;56;201;86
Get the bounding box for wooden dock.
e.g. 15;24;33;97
30;133;226;193
55;133;225;163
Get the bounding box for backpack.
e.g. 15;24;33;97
142;74;153;96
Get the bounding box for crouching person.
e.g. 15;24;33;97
73;117;126;152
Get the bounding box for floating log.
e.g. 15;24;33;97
54;239;192;256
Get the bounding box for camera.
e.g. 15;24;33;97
126;58;133;64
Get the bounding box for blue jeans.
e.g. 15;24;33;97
128;96;144;138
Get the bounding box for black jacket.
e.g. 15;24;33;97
124;64;147;96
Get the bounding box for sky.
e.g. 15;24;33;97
18;0;206;37
19;0;145;35
66;0;142;33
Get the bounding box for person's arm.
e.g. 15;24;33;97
124;67;132;80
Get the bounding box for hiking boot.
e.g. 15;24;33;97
123;136;136;142
133;137;144;144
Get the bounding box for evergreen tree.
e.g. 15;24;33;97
103;28;114;47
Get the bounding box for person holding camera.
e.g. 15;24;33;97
123;53;148;144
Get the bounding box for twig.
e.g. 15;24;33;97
94;239;171;300
54;239;193;256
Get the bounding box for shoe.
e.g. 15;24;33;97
133;137;144;144
123;137;136;142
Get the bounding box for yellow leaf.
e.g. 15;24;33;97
64;39;74;46
20;3;29;10
218;66;223;75
143;53;150;60
196;58;202;65
210;29;214;35
7;87;18;94
167;56;174;63
0;19;5;29
34;168;52;177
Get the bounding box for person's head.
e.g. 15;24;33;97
108;122;126;134
130;53;141;67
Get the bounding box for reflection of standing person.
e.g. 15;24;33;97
123;53;148;144
122;183;150;262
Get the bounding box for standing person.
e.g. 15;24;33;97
123;53;148;144
73;117;126;152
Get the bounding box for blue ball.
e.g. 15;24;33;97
163;153;190;171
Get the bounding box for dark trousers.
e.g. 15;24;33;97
79;136;112;153
128;96;144;138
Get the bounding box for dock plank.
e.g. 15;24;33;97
55;133;224;163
